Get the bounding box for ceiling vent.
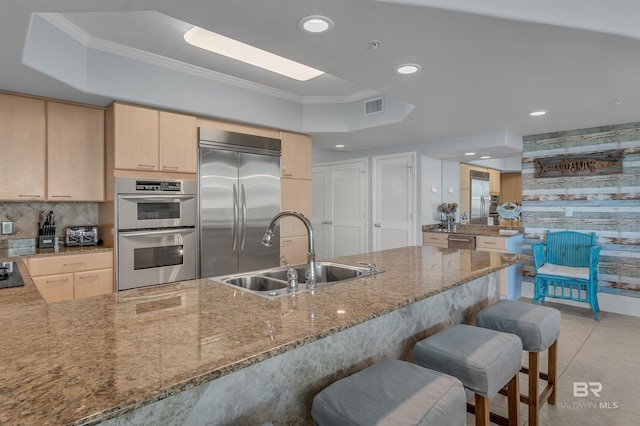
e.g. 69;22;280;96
364;97;384;115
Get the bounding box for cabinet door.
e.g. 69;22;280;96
159;111;197;173
0;93;46;200
74;268;113;299
280;132;312;179
47;102;105;201
489;169;500;194
113;103;159;171
281;179;312;237
33;273;74;303
423;232;449;248
280;236;308;265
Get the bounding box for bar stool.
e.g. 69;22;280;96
413;324;522;426
476;300;560;426
312;359;467;426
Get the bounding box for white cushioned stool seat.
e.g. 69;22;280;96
311;359;466;426
537;263;589;280
413;324;522;398
476;300;560;352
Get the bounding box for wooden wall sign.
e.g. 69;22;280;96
535;149;624;178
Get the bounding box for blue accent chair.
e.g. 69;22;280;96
532;230;601;320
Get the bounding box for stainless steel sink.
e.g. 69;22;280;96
209;261;382;298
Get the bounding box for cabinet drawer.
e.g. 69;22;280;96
28;251;113;277
74;268;113;299
475;236;507;251
32;273;74;303
422;232;449;248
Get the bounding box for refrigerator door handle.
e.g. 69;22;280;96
232;184;238;252
240;184;247;250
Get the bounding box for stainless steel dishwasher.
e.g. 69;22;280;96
448;234;476;250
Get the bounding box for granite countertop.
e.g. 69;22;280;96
0;246;527;425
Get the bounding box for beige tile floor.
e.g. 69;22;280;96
469;299;640;425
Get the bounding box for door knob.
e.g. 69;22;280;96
374;223;381;228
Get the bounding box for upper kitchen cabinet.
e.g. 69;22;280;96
111;103;159;171
110;103;197;174
46;101;105;201
159;111;197;173
489;168;500;194
0;93;46;201
280;131;312;180
500;172;522;204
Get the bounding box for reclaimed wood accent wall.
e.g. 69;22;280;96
521;122;640;298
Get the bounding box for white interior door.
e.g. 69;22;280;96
372;153;416;251
312;160;367;260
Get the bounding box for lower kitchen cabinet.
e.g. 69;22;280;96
27;251;114;303
280;236;308;265
422;232;449;248
475;234;523;299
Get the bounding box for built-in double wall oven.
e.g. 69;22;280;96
116;178;197;291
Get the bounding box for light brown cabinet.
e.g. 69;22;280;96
28;251;114;303
46;101;105;201
489;169;501;194
280;179;312;238
110;103;196;173
500;172;522;204
280;131;312;180
0;93;46;201
422;232;449;248
280;236;308;265
159;111;197;173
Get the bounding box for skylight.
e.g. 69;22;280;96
184;26;324;81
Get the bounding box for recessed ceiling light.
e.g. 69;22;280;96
395;64;421;75
529;110;549;117
335;144;345;148
298;15;334;34
464;152;476;156
184;26;324;81
480;156;491;159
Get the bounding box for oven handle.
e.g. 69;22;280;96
232;184;238;252
118;194;195;201
119;228;196;237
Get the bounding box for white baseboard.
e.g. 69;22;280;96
521;282;640;318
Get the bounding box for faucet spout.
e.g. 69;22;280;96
262;211;317;288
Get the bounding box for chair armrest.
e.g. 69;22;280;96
589;245;602;276
532;242;546;270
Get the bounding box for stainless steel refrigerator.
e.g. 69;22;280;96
198;128;281;278
470;170;491;224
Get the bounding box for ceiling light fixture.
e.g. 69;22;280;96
395;63;421;75
335;144;345;148
184;26;324;81
480;156;491;159
464;152;476;156
529;110;549;117
298;15;334;34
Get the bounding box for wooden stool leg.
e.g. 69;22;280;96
475;394;490;426
548;340;558;405
528;352;539;426
507;374;521;426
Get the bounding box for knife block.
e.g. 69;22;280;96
38;230;56;248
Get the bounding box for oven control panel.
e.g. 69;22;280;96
135;180;182;192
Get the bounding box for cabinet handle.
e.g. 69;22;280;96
19;194;41;198
162;166;179;170
78;274;99;279
46;278;69;283
51;195;72;198
63;262;84;266
137;164;155;169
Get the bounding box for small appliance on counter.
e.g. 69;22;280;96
65;226;100;246
0;262;25;289
38;210;56;248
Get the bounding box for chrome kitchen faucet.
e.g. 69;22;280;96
262;211;317;288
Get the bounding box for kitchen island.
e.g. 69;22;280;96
0;246;526;425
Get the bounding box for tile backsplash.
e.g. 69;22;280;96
0;202;98;241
